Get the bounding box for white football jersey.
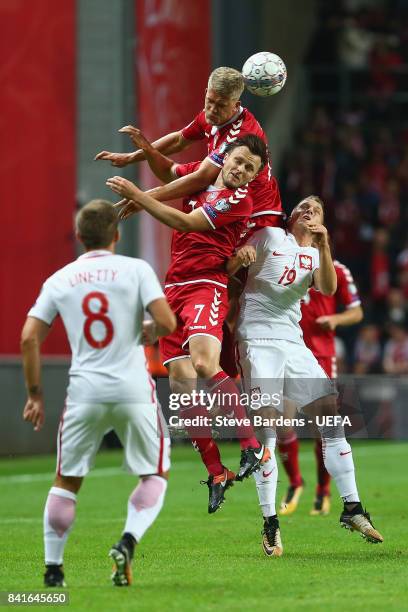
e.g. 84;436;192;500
28;250;164;403
237;227;319;343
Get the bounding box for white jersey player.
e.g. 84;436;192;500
229;195;383;557
21;200;176;588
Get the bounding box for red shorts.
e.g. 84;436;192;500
159;282;229;366
316;355;337;379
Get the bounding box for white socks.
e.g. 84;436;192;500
252;428;360;513
124;476;167;542
44;487;77;565
253;436;278;518
43;476;168;565
321;438;360;502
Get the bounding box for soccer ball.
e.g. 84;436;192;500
242;52;287;97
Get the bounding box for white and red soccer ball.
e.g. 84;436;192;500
242;51;287;97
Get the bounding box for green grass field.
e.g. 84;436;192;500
0;441;406;611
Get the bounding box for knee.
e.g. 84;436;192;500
318;424;346;439
192;358;211;379
130;475;167;510
155;470;169;481
191;353;219;379
194;362;210;379
276;425;294;441
314;396;339;418
46;489;76;535
169;377;185;395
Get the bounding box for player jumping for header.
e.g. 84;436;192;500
95;66;283;232
107;134;271;514
96;67;284;376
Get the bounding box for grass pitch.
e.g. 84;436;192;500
0;441;406;611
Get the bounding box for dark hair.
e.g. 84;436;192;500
76;199;118;249
224;134;268;170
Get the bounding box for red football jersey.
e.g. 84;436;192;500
300;260;361;357
179;107;283;219
165;184;253;287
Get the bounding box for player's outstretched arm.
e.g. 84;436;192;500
125;128;191;158
226;245;257;275
119;126;178;184
310;224;337;295
106;176;212;232
93;150;135;168
112;198;144;220
147;298;177;338
94;129;190;167
146;158;220;202
113;158;220;220
21;316;51;432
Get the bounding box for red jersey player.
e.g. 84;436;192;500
107;135;271;514
97;68;284;376
96;66;284;231
277;260;363;517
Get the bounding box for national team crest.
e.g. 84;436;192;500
214;198;231;212
299;254;313;270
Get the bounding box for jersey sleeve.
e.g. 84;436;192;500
136;260;165;310
28;278;58;325
174;160;202;178
208;146;227;169
200;191;253;229
208;137;238;168
181;111;206;141
335;263;361;309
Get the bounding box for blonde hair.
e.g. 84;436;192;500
292;195;325;220
207;67;244;100
76;199;118;249
303;194;324;208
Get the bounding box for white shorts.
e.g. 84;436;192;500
56;401;171;477
237;338;336;411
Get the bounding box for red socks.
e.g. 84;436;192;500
314;438;331;496
277;434;303;488
180;369;262;476
181;404;223;476
277;435;331;494
208;371;259;450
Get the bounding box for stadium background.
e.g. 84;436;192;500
1;0;407;455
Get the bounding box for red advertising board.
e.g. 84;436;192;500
0;1;76;354
135;0;210;280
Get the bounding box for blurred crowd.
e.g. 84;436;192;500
280;0;408;374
